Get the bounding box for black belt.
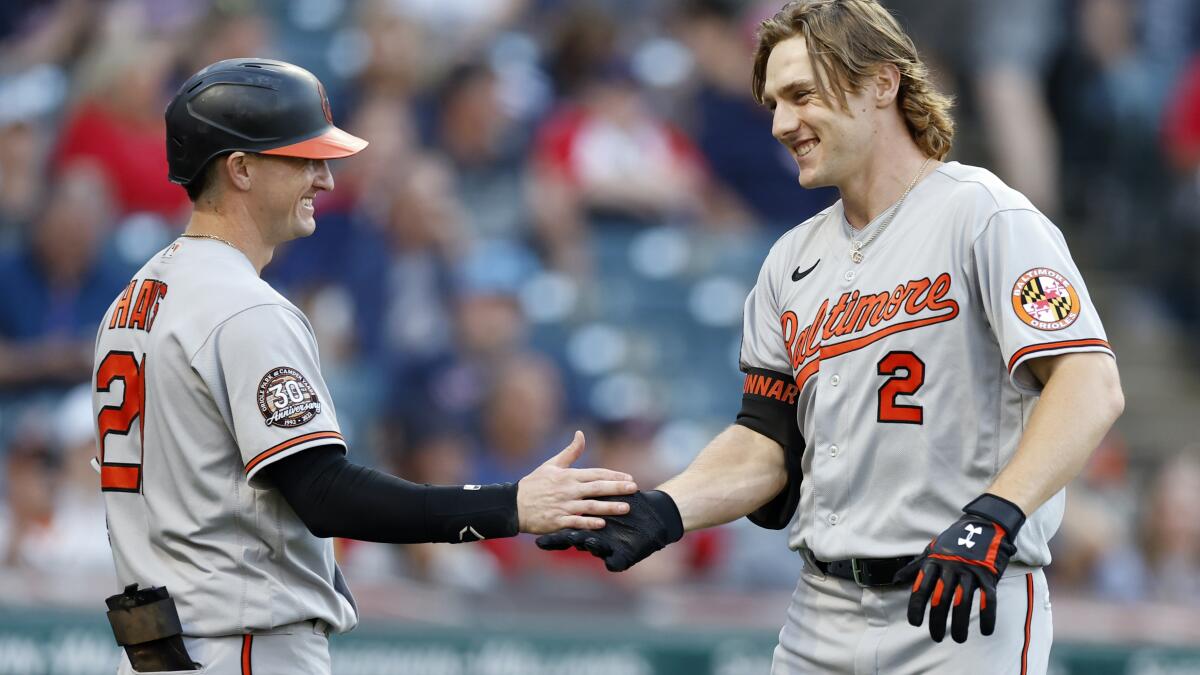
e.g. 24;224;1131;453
811;555;915;587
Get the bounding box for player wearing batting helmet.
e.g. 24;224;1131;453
537;2;1124;673
94;58;638;674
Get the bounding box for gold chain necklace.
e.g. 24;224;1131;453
850;157;932;264
179;232;238;250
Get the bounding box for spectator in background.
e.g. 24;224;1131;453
968;0;1064;218
1055;0;1171;251
0;110;45;246
529;60;711;273
53;37;187;218
175;4;271;83
0;408;58;569
363;155;466;364
385;238;539;431
472;353;569;485
432;61;530;241
1095;451;1200;604
675;0;835;228
0;0;98;72
0;386;112;577
1165;54;1200;176
389;0;526;63
541;2;620;100
351;0;432;101
0;162;128;389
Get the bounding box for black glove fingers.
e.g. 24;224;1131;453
926;568;956;643
979;583;998;636
906;561;940;628
949;572;978;644
605;550;632;572
582;535;612;558
535;531;574;550
564;529;596;552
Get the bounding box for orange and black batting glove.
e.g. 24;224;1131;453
894;494;1026;644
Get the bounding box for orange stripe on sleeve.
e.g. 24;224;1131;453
1007;338;1111;373
245;431;344;474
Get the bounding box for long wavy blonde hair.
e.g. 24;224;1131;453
752;0;955;160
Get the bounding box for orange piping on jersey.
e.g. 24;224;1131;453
241;634;253;675
1020;573;1033;674
245;431;344;474
1007;338;1111;373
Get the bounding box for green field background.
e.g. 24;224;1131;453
2;608;1197;675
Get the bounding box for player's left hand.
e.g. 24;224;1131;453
535;490;684;571
895;494;1026;644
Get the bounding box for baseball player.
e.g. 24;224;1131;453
537;2;1124;673
92;59;637;675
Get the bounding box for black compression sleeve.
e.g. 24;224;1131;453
259;446;519;544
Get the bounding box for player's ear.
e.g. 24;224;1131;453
871;62;901;109
225;152;253;192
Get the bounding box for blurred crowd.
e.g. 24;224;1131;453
0;0;1198;611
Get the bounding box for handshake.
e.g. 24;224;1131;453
517;431;683;571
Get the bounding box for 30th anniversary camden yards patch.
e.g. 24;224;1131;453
1011;267;1081;331
257;366;321;427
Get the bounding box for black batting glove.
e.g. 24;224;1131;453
895;494;1026;644
535;490;684;572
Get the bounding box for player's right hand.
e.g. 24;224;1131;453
535;490;684;571
516;431;639;534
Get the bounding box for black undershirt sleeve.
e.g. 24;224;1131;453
259;445;519;544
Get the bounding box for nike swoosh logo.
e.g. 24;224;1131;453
792;259;820;282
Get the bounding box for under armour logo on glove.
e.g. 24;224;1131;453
895;494;1026;644
957;524;983;549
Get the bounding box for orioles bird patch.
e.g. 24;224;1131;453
1011;268;1080;330
257;367;321;427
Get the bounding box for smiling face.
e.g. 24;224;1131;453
245;154;334;244
761;36;880;190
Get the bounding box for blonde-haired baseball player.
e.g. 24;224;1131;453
538;3;1123;673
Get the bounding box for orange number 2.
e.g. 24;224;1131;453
877;351;925;424
96;351;145;492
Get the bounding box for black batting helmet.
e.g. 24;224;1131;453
165;58;367;185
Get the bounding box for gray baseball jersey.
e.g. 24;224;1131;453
740;161;1113;566
92;237;358;637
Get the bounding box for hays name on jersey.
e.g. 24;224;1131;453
782;273;960;388
108;278;169;333
257;367;322;427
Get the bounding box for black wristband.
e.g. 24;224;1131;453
425;483;520;543
643;490;685;544
963;493;1026;540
